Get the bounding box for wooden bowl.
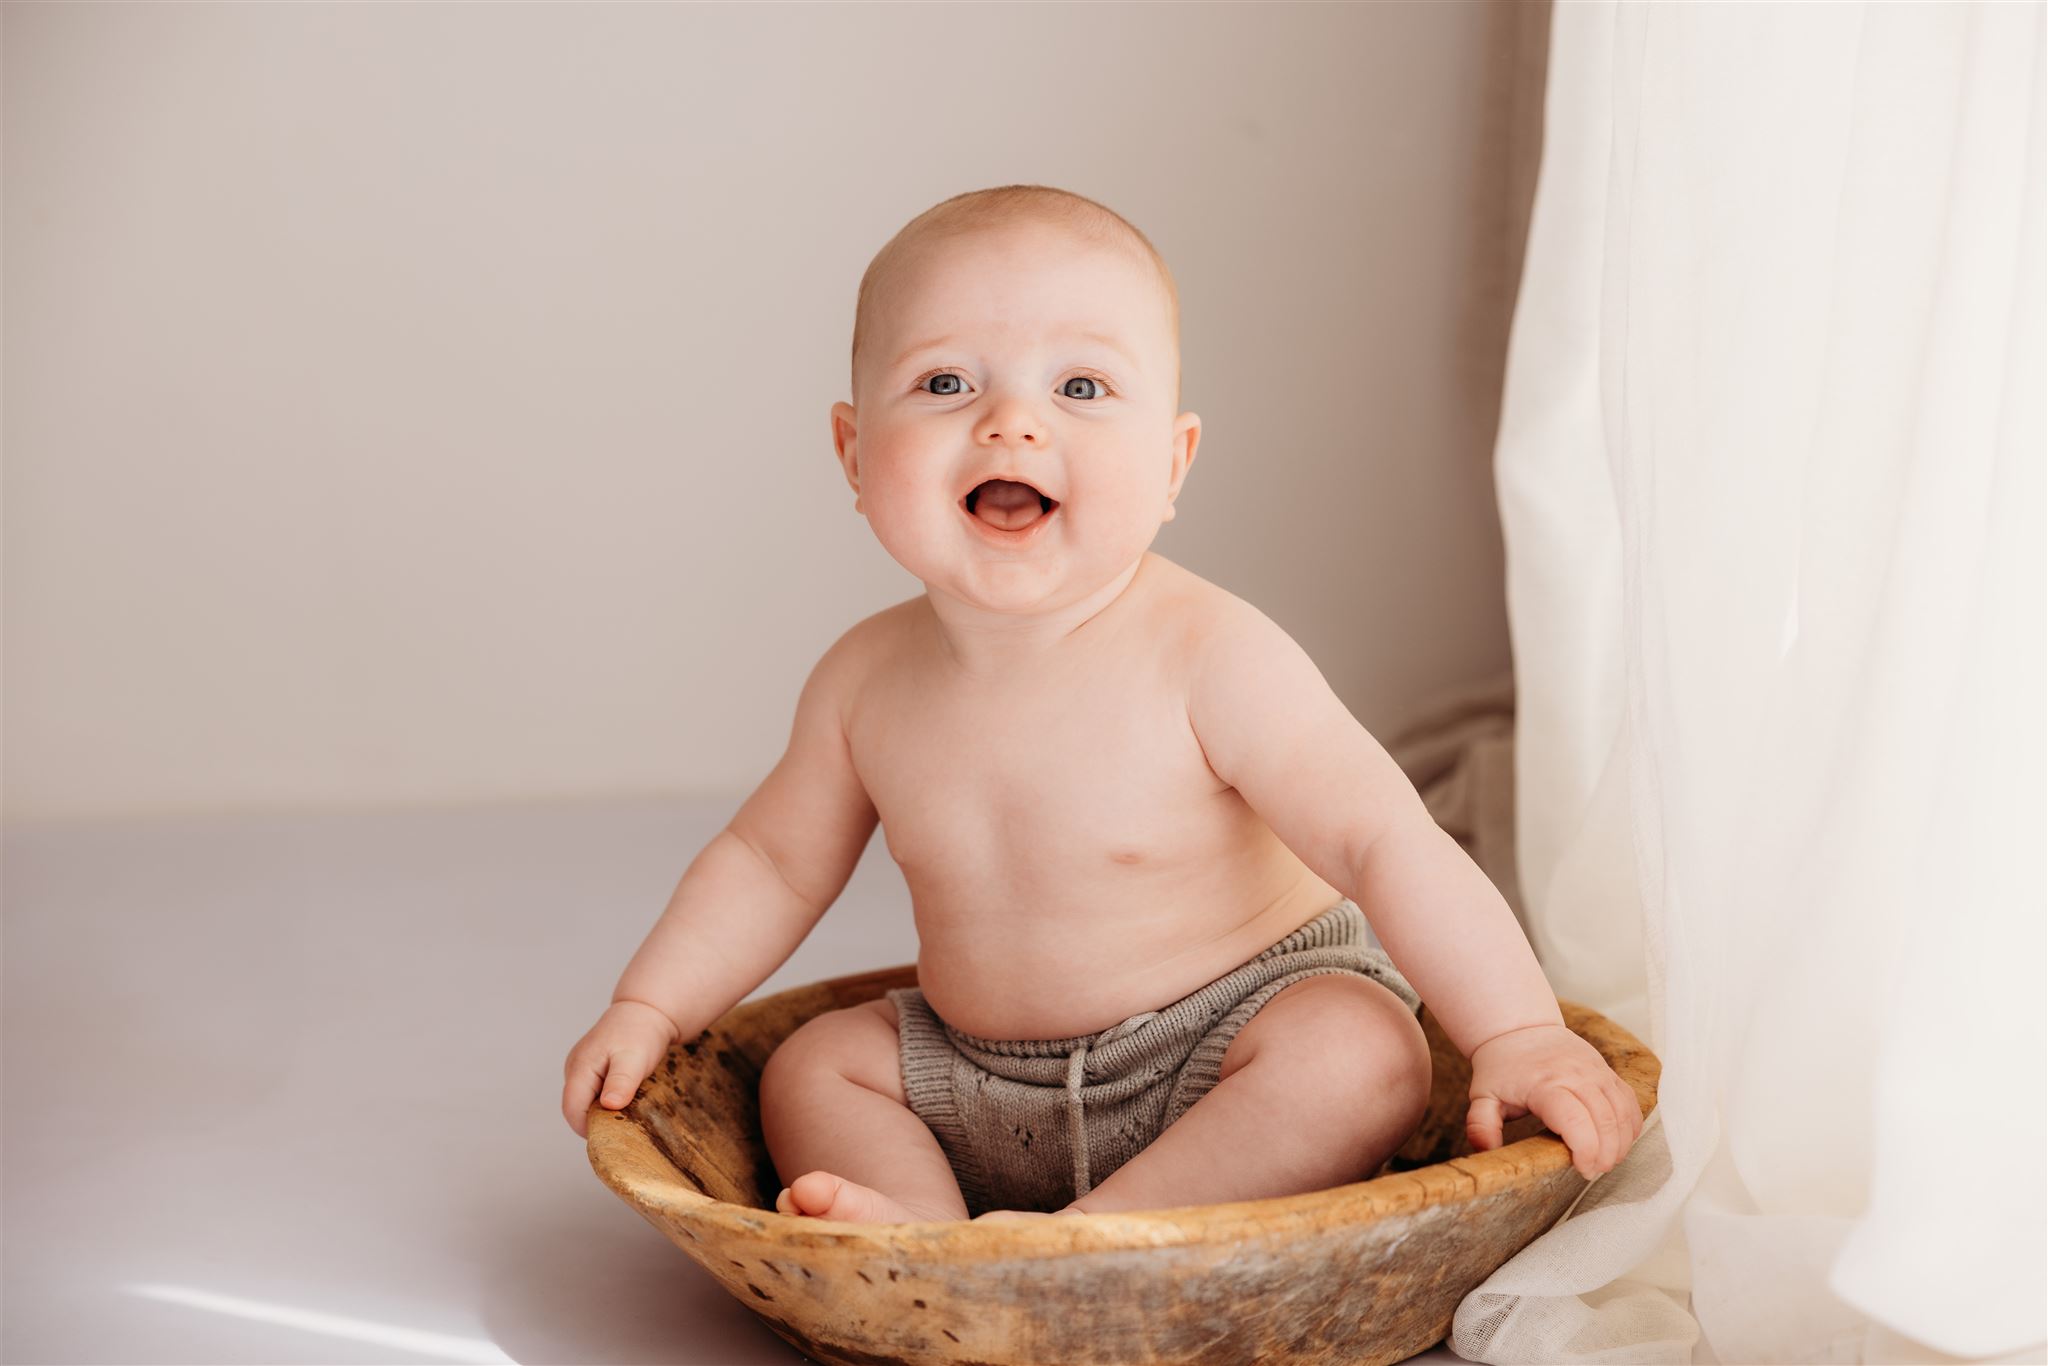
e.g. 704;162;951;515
586;963;1661;1366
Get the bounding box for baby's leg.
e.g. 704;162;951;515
758;997;972;1224
1068;974;1432;1216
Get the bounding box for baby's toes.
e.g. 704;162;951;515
785;1170;916;1223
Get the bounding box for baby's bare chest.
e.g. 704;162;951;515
847;655;1230;882
836;581;1341;1037
844;641;1333;1037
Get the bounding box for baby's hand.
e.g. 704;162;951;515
1464;1023;1643;1179
561;999;680;1138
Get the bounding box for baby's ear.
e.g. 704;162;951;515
829;402;861;498
1168;413;1201;495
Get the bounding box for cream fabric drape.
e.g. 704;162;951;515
1452;3;2046;1362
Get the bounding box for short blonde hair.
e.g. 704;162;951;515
848;184;1181;408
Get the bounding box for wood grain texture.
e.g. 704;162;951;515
586;963;1662;1366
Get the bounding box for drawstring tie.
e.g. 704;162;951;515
1062;1010;1160;1201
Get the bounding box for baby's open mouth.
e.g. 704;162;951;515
964;478;1058;532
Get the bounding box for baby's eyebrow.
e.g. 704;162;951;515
890;330;1139;372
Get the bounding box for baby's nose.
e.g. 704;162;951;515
975;395;1047;445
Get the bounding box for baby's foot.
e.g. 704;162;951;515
773;1170;950;1225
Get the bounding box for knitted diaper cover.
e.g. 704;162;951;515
884;897;1422;1217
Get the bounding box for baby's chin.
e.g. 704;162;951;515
932;550;1156;622
866;517;1054;583
931;563;1071;611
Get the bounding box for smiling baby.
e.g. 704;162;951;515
562;184;1642;1224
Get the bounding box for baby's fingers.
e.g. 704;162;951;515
1532;1081;1605;1178
562;1055;606;1139
1611;1075;1646;1151
597;1050;648;1110
1580;1077;1624;1174
593;1037;669;1115
1465;1095;1505;1152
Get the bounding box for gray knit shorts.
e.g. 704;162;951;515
884;898;1422;1217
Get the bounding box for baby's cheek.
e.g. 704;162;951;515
857;490;948;574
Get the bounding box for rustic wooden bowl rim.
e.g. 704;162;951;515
586;978;1659;1261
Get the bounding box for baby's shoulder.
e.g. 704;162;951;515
1145;562;1338;732
818;599;912;669
1142;555;1286;660
808;597;935;703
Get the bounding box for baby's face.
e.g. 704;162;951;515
831;222;1199;615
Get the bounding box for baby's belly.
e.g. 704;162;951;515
905;851;1346;1040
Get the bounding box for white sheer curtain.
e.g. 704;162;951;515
1452;3;2045;1363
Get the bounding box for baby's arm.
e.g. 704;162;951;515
561;624;880;1136
1185;598;1641;1177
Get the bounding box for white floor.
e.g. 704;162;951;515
2;795;1466;1364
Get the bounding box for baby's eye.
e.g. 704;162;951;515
911;370;1115;401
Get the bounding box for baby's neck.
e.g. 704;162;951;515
922;554;1151;678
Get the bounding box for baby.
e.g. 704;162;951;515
562;185;1642;1224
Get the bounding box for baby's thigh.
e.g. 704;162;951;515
759;997;906;1107
1219;974;1432;1105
